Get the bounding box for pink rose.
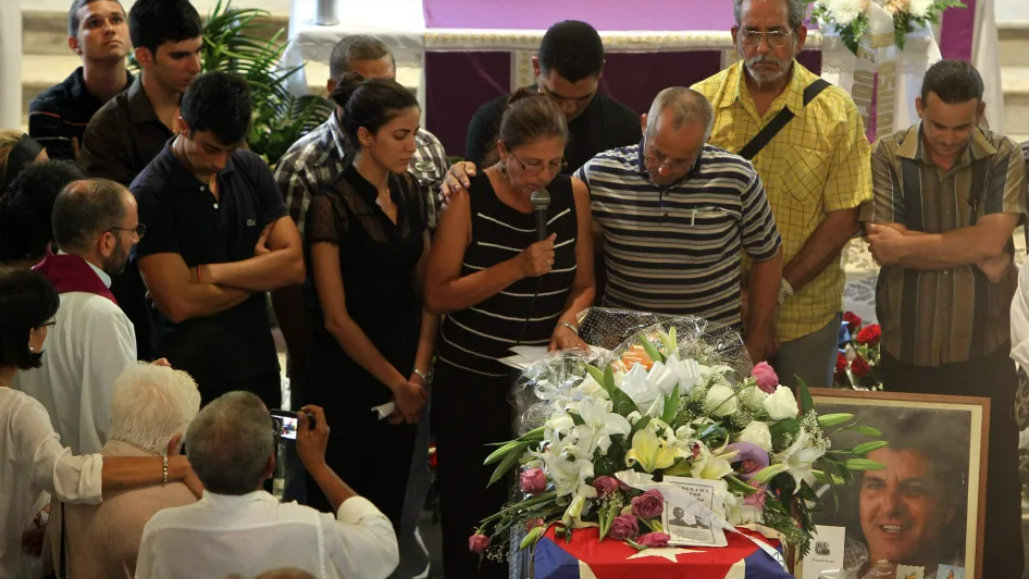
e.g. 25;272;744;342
468;533;490;554
744;479;767;508
631;489;664;520
609;514;639;540
592;476;621;497
520;468;547;495
750;361;779;394
636;532;670;548
525;518;546;531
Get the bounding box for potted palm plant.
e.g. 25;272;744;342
201;0;334;167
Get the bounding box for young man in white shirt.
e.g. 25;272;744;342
135;392;399;579
15;178;149;454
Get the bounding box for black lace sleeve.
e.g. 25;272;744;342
306;191;346;246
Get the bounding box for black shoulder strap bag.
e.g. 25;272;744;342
737;78;831;160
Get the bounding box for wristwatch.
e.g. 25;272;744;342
778;278;794;305
413;368;433;385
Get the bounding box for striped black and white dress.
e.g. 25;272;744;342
436;172;579;377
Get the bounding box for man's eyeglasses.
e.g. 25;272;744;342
643;138;697;172
509;152;568;175
109;223;147;239
739;29;793;48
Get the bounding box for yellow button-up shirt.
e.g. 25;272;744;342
693;61;872;342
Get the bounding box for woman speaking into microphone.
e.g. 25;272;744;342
424;88;594;579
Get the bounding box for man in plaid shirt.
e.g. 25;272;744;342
692;0;871;386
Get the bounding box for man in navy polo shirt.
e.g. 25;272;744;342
130;71;305;408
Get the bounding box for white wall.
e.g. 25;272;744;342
21;0;293;16
996;0;1027;23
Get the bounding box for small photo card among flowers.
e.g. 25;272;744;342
659;476;728;548
896;565;925;579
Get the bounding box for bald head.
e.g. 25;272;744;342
51;178;133;253
645;87;714;142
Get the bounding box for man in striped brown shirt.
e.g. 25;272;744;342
862;60;1027;579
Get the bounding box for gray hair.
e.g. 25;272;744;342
733;0;807;30
186;391;274;495
108;363;201;455
329;35;396;82
51;179;130;253
645;88;715;142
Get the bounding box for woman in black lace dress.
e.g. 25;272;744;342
304;73;437;528
425;90;595;579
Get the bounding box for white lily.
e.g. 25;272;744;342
619;363;661;406
574;374;609;400
574;397;631;455
691;442;737;480
774;428;826;492
625;420;687;472
544;414;576;444
543;438;597;498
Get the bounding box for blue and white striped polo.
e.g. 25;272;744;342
576;143;782;329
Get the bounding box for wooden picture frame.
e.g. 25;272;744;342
803;388;990;579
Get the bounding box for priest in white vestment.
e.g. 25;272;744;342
14;178;143;454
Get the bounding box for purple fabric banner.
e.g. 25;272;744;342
423;0;736;31
939;0;976;61
426;50;823;158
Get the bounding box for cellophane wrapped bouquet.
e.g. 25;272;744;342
470;309;887;562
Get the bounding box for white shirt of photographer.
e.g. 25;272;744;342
133;491;399;579
13;255;136;454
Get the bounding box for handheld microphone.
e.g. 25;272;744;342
530;189;551;242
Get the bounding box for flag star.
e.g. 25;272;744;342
627;548;705;562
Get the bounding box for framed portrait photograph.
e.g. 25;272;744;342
805;389;990;579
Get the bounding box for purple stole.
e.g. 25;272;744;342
33;250;118;305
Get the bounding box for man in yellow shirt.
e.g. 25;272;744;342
693;0;871;387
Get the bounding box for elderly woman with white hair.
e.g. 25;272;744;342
49;362;202;579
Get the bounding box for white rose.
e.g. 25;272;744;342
741;384;770;413
738;421;773;451
908;0;932;17
762;386;800;421
705;384;738;416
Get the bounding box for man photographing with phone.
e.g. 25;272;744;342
134;392;400;579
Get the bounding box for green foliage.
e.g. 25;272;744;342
200;0;333;166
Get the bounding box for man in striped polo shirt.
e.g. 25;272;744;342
576;88;784;363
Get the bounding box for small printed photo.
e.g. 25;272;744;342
667;506;710;529
937;565;965;579
896;564;925;579
814;541;831;556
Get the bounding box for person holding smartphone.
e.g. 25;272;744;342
135;394;399;579
303;73;437;528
